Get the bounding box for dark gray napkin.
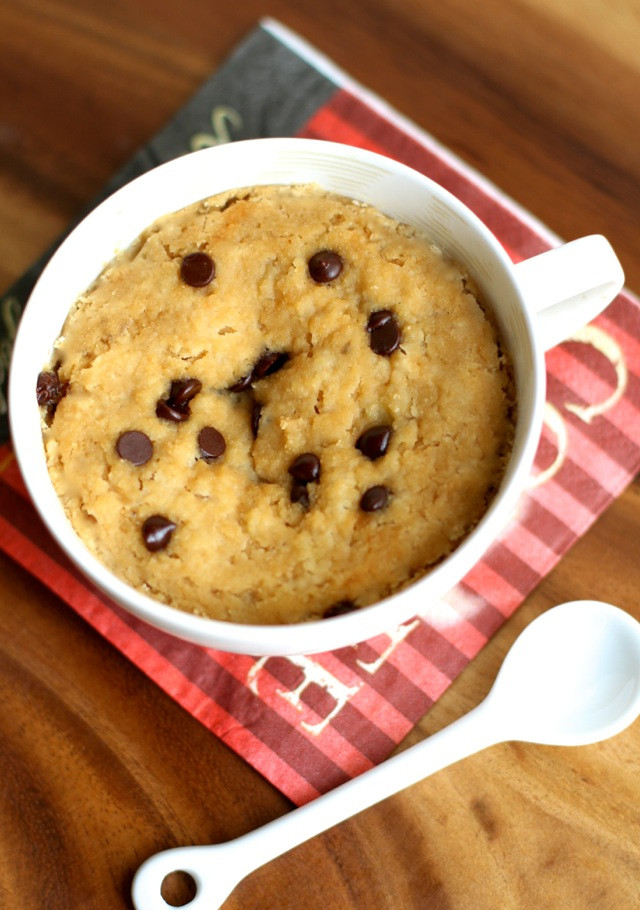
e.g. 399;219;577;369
0;21;337;442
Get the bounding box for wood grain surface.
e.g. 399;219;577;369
1;1;640;907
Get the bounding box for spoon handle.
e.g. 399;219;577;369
132;697;504;909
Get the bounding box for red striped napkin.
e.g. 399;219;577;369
2;22;639;807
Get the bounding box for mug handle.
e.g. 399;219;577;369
513;235;625;352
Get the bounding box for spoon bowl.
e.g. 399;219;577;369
486;599;640;746
131;600;640;909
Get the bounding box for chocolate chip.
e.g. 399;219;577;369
289;454;318;507
250;401;262;438
356;425;392;461
323;600;358;619
252;351;290;380
36;370;67;411
288;453;320;484
180;251;215;287
116;431;153;466
142;515;176;552
228;372;253;393
156;377;202;422
308;249;343;283
156;399;190;423
360;484;390;512
367;310;401;356
228;352;289;392
170;378;202;407
290;482;310;508
366;310;392;332
198;426;226;462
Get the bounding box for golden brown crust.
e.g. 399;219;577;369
43;185;514;624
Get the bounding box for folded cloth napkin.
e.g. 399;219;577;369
1;18;639;806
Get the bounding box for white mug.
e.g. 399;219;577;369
8;138;625;655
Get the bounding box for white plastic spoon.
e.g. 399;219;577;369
131;600;640;909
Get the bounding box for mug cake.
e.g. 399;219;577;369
36;184;515;625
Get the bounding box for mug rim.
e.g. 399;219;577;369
8;138;545;655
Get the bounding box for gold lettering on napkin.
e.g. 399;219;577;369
355;619;420;673
528;402;569;489
246;621;420;735
528;326;627;488
248;656;362;735
0;294;20;417
563;325;627;424
190;106;243;152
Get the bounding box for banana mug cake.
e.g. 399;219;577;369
36;184;515;625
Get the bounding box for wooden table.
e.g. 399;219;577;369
1;1;640;907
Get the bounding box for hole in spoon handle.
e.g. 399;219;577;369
131;705;504;909
131;845;240;910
